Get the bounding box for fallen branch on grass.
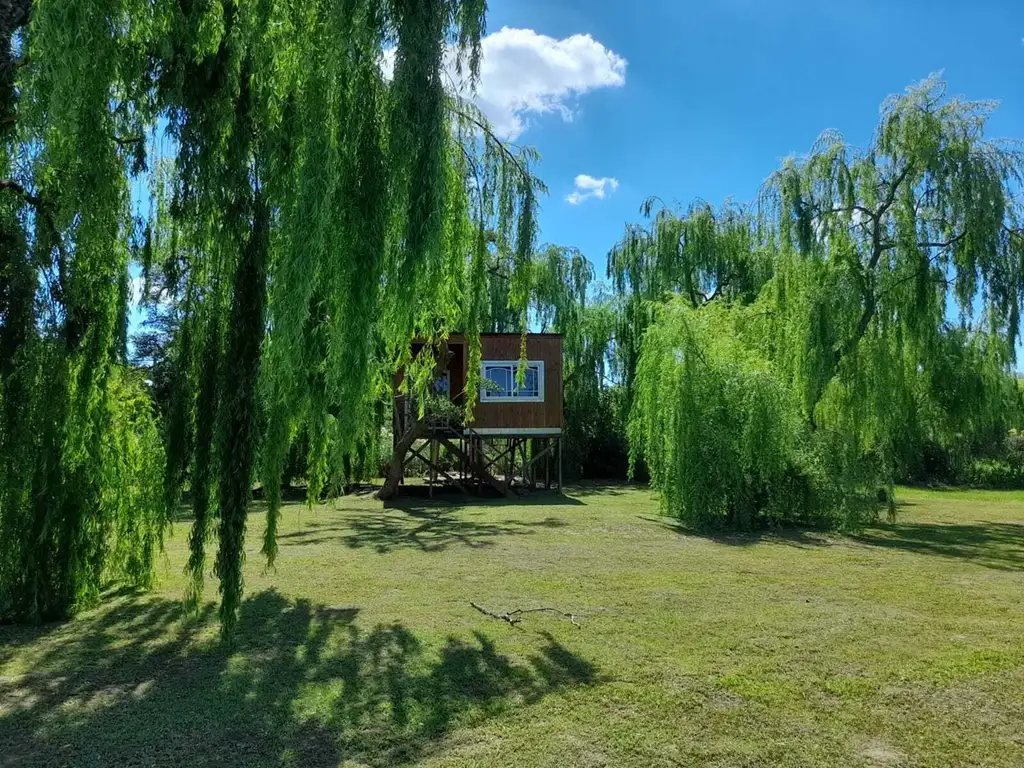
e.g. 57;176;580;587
470;602;582;629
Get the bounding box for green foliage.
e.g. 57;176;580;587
630;300;872;529
1;0;539;628
0;363;166;620
99;368;169;591
149;0;539;627
214;194;270;634
0;0;168;621
616;77;1024;529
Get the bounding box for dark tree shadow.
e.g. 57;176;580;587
564;481;642;498
0;591;602;767
639;516;837;549
381;485;585;507
851;521;1024;571
281;511;568;554
280;498;575;554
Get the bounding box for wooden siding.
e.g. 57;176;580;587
394;334;564;431
470;334;563;430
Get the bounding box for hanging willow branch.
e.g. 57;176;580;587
147;0;543;630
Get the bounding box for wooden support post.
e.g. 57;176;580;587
557;437;563;494
477;437;483;494
408;440;470;496
502;439;510;495
429;438;439;497
545;438;551;490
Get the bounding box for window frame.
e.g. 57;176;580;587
479;360;545;403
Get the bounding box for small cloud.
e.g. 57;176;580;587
566;174;619;205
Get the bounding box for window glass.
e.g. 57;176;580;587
484;365;512;397
432;373;450;397
481;362;543;401
522;366;539;397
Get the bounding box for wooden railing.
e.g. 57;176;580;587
393;396;464;438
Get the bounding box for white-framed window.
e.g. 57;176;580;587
480;360;544;403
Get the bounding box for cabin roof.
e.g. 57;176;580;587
480;332;562;338
427;332;562;343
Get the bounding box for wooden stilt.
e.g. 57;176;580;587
557;437;563;494
407;440;470;496
476;437;483;494
429;438;439;498
502;439;510;495
545;438;551;489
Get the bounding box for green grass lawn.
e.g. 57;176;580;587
2;485;1023;767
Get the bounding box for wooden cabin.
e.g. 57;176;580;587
392;333;564;496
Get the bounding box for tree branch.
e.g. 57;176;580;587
0;178;44;209
112;134;145;146
0;179;68;297
703;275;734;304
829;163;916;374
820;204;878;221
470;602;581;629
876;164;914;221
916;232;967;250
448;104;531;185
879;231;968;252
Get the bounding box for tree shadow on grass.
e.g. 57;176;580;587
381;485;586;508
0;590;601;767
851;520;1024;571
565;481;643;499
280;499;574;554
639;516;837;549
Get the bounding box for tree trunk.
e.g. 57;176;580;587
378;418;427;500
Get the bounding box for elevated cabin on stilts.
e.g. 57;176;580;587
391;333;564;498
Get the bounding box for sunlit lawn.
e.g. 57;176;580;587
2;484;1023;767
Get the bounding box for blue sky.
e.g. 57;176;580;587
473;0;1023;280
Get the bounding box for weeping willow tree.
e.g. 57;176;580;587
148;0;540;632
617;77;1024;528
0;0;168;621
762;78;1024;475
1;0;541;629
609;199;772;405
526;245;624;476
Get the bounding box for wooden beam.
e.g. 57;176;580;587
437;436;514;498
557;437;563;493
545;438;551;490
523;440;557;473
477;439;519;477
407;442;471;496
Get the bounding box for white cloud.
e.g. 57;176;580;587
566;174;619;205
382;27;626;140
473;28;626;139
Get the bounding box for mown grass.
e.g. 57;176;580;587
2;484;1022;767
